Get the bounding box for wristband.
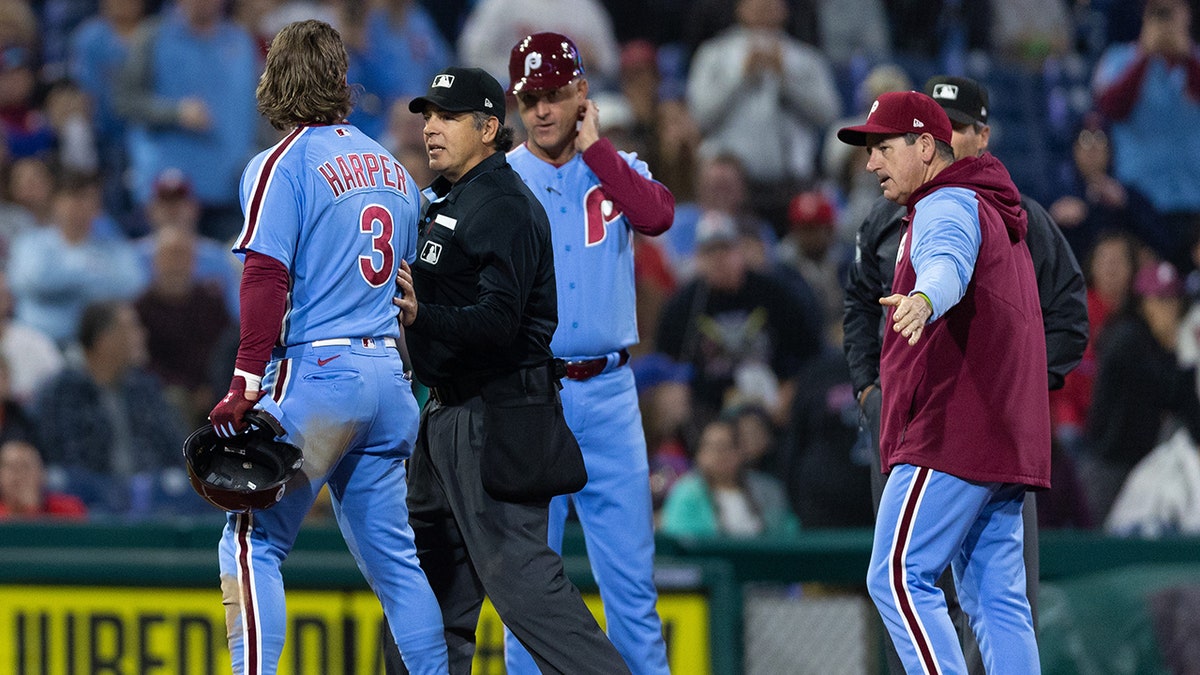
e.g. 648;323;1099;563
234;368;263;392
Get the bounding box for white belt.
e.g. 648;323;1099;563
311;337;398;349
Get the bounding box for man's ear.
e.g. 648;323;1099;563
920;133;937;161
482;116;500;144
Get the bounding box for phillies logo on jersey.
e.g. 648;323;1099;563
584;186;623;246
421;241;442;264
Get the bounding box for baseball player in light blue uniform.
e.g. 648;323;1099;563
206;20;447;675
501;33;675;675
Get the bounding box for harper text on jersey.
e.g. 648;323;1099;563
317;152;409;198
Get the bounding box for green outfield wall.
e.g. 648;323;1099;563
0;520;1195;674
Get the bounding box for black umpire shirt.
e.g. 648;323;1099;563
843;192;1089;396
406;151;558;387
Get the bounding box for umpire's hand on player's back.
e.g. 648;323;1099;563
393;259;418;327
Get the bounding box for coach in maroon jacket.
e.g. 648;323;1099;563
837;91;1049;674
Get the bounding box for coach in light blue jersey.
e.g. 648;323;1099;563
502;33;675;675
205;20;448;675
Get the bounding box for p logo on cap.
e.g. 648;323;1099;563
836;91;953;147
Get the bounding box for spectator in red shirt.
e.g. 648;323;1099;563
0;438;87;519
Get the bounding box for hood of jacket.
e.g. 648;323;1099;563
908;152;1027;242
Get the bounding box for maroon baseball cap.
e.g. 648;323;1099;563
153;167;193;200
837;91;953;147
787;190;835;230
508;32;585;95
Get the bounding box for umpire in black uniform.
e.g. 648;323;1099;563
384;66;630;675
843;75;1089;675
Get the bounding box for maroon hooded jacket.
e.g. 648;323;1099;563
879;154;1051;489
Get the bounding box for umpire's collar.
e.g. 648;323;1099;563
427;150;506;201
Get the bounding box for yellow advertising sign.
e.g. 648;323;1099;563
0;586;708;674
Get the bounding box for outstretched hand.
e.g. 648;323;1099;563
881;293;932;346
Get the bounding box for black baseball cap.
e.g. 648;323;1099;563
924;75;988;126
408;66;506;123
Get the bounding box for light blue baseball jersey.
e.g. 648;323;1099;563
233;124;418;344
505;141;672;675
507;143;646;358
221;123;446;674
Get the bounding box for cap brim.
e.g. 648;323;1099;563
836;123;903;146
407;94;476;115
942;108;983;126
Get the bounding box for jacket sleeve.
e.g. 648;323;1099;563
1023;196;1089;391
842;199;902;396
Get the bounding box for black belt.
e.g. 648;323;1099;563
564;349;629;381
428;360;567;406
427;379;483;407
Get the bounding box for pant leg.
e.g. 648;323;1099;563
218;352;332;675
384;402;485;675
328;449;448;674
506;370;668;675
329;355;447;674
868;464;994;675
218;477;320;675
864;392;907;675
1024;490;1040;629
434;398;630;675
952;485;1039;675
502;491;568;675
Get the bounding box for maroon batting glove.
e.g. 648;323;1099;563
209;376;264;438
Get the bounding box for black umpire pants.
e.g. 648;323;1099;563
862;387;1040;675
383;395;629;675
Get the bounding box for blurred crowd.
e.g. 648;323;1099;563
1;0;1199;538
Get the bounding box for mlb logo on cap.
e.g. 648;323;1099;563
924;75;989;126
931;83;959;100
408;66;506;123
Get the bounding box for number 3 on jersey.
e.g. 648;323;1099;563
584;186;623;246
359;203;394;287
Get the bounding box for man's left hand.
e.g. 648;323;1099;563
881;293;932;346
393;259;418;327
575;99;600;153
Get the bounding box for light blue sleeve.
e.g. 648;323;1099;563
908;188;981;322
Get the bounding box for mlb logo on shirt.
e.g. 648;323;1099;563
433;74;455;88
336;128;349;137
421;241;442;264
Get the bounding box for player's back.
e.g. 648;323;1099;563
235;124;419;344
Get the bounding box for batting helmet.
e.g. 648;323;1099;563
507;32;585;95
182;410;303;513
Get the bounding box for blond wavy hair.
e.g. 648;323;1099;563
256;20;352;130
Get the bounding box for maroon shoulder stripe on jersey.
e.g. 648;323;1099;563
891;466;940;674
237;126;306;250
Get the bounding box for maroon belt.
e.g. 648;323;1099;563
564;349;629;381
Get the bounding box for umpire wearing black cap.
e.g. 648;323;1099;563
842;74;1088;675
383;66;630;675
